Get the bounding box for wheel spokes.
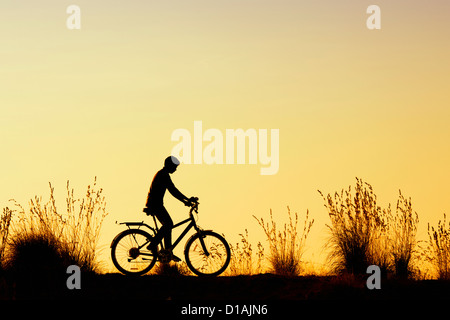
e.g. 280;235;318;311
114;232;155;274
188;235;228;275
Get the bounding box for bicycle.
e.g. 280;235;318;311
110;197;231;276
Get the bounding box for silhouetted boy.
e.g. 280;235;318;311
144;156;194;262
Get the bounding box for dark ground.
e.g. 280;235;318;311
2;272;450;301
1;273;449;318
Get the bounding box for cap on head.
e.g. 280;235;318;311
164;156;180;168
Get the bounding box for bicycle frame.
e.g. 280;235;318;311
117;200;205;253
168;216;197;251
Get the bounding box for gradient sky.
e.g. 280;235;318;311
1;0;450;271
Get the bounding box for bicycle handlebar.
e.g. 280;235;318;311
188;197;199;215
185;196;199;206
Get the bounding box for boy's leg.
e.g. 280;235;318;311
153;207;181;262
147;206;180;262
154;206;174;249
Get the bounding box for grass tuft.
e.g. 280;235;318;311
390;191;419;278
0;208;13;271
254;207;314;276
3;178;108;274
319;177;420;278
319;178;388;275
153;261;192;276
427;213;450;280
226;229;265;276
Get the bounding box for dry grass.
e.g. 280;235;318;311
427;213;450;280
319;178;420;278
226;229;265;276
319;178;387;275
153;261;192;276
1;175;435;281
254;207;314;276
0;207;13;270
3;178;108;274
389;191;419;278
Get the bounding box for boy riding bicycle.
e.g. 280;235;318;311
143;156;196;262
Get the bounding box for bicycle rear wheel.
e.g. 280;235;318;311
111;229;157;276
184;231;230;276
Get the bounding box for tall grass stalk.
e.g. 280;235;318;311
5;178;108;273
427;214;450;280
254;207;314;276
319;178;420;278
390;191;419;278
319;178;389;275
226;229;265;276
0;207;13;270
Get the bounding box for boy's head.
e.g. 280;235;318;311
164;156;180;173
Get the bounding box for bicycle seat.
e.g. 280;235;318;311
143;207;155;216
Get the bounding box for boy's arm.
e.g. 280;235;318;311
167;177;189;203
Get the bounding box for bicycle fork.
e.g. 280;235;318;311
197;231;210;256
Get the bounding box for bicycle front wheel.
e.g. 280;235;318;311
111;229;157;276
184;231;230;276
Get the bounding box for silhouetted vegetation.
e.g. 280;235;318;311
254;207;314;276
319;178;383;275
153;261;192;276
3;176;450;300
427;214;450;280
0;207;13;271
2;178;108;275
226;229;265;276
319;177;420;278
390;191;419;278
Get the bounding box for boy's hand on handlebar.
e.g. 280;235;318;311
184;196;198;206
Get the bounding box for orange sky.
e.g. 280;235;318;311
1;0;450;272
